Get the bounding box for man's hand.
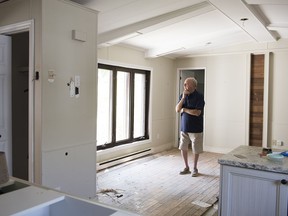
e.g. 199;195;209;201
182;89;190;99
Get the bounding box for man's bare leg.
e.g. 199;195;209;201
179;149;191;174
192;153;199;177
193;153;199;170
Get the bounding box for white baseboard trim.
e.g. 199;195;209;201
203;145;234;154
151;143;174;154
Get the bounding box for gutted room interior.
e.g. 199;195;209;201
0;0;288;215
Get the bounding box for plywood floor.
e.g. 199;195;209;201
96;148;223;216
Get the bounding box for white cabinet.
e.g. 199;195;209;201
219;165;288;216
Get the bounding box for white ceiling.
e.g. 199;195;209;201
70;0;288;58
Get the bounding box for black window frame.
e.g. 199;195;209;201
97;63;150;150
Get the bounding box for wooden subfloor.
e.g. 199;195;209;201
96;148;223;216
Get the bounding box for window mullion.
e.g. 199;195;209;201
145;73;150;138
111;68;117;144
130;72;135;141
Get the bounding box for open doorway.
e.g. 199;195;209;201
176;68;205;146
11;32;29;180
0;20;34;182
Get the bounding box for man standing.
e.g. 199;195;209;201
175;77;205;177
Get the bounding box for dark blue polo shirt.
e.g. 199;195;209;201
179;90;205;133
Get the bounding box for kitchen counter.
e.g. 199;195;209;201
218;145;288;216
218;145;288;174
0;177;138;216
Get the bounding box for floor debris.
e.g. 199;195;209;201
97;188;124;203
192;200;212;208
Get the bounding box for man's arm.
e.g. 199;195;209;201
175;90;190;113
175;97;185;113
181;108;201;116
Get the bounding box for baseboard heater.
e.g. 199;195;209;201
97;148;152;171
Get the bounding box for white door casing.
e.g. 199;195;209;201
0;35;12;175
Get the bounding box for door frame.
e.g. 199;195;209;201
0;20;35;182
174;67;206;148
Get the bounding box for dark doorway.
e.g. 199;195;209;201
11;32;29;180
177;69;205;144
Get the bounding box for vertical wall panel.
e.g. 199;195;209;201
249;54;264;147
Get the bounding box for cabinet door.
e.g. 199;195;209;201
220;165;288;216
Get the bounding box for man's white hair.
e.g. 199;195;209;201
187;77;197;87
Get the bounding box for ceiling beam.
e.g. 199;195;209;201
244;0;288;4
98;1;215;46
209;0;277;42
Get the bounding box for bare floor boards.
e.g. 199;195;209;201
96;148;222;216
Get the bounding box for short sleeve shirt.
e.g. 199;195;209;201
179;90;205;133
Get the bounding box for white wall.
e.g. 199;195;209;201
97;45;176;162
270;51;288;148
0;0;98;198
41;0;97;198
176;54;249;153
176;40;288;153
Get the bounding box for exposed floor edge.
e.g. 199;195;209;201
202;201;218;216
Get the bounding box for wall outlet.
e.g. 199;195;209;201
272;139;286;149
277;140;284;146
272;140;284;146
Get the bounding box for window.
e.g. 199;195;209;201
97;64;150;150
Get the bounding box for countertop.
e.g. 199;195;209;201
0;177;138;216
0;185;65;216
218;145;288;174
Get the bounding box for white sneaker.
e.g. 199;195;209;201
192;168;198;177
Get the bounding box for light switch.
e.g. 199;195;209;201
75;75;80;87
48;70;55;83
69;80;75;97
75;75;80;98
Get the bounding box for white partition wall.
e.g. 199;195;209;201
0;0;98;198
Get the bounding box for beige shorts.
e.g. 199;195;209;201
179;132;203;154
